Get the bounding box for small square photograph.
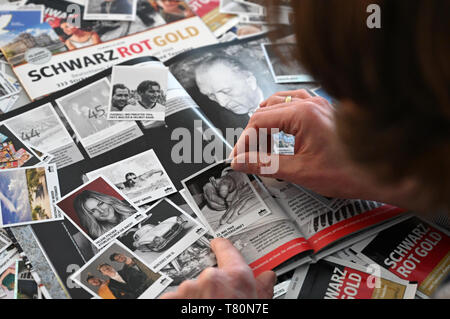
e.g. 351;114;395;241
84;0;137;21
86;149;176;206
56;176;144;248
182;160;270;238
108;65;167;121
220;0;263;16
272;131;295;155
262;43;314;84
71;240;171;299
0;124;41;169
0;166;59;227
117;198;206;271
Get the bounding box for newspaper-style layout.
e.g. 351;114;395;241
0;164;61;227
55;78;143;158
285;256;417;299
351;216;450;299
9;16;218;100
4;103;85;169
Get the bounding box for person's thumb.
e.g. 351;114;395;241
255;271;277;299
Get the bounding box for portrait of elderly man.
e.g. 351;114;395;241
194;55;264;117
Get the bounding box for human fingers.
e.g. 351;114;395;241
210;238;250;270
260;95;302;108
231;151;298;181
159;280;199;299
260;89;312;107
255;271;277;299
232;105;301;158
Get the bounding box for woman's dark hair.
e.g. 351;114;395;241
268;0;450;210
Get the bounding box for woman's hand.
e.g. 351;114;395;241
159;238;276;299
231;90;415;204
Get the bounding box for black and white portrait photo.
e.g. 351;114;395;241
167;36;310;135
84;0;137;21
71;241;171;299
56;176;144;248
86;149;176;206
117;199;206;271
182;161;270;238
108;65;167;121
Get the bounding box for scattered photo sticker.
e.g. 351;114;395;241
108;65;167;121
70;240;172;299
56;176;146;249
55;78;143;158
86;149;176;206
4;103;85;169
0;123;41;169
182;160;271;238
117;198;207;271
84;0;137;21
0;164;61;227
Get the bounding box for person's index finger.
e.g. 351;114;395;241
210;238;248;269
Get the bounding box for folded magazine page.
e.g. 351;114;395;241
4;15;218;100
351;216;450;299
285;256;417;299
